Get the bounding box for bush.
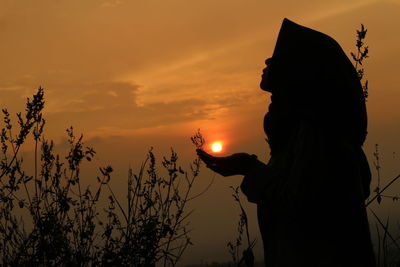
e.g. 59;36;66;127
0;87;201;266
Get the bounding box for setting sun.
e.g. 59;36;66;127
211;142;223;153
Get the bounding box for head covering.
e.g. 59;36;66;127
266;18;367;147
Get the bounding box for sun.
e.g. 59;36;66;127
211;142;223;153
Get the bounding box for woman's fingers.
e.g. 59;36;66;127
196;149;236;176
196;149;226;175
196;149;217;165
196;149;212;158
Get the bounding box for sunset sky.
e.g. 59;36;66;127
1;0;400;264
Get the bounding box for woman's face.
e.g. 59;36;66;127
260;58;272;92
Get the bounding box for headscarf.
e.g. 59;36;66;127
263;18;371;198
265;18;368;149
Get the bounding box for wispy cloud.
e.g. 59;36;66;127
100;0;123;8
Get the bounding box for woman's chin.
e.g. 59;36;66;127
260;81;271;92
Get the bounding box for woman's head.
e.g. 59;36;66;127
263;19;362;95
263;18;368;146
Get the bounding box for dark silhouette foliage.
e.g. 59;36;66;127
0;88;202;266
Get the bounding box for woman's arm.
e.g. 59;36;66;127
196;149;259;177
196;149;278;203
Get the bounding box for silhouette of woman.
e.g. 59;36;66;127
197;18;376;267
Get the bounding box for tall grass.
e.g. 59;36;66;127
226;187;255;267
0;87;202;266
352;24;400;266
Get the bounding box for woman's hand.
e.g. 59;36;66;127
196;149;257;177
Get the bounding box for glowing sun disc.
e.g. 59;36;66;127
211;142;223;153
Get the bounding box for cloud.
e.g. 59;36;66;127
34;78;213;137
101;0;123;8
49;81;139;113
0;54;262;140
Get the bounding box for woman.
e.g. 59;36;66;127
197;19;376;267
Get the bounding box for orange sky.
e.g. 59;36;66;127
1;0;400;264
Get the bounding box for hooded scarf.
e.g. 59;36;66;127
263;18;371;197
264;18;367;149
